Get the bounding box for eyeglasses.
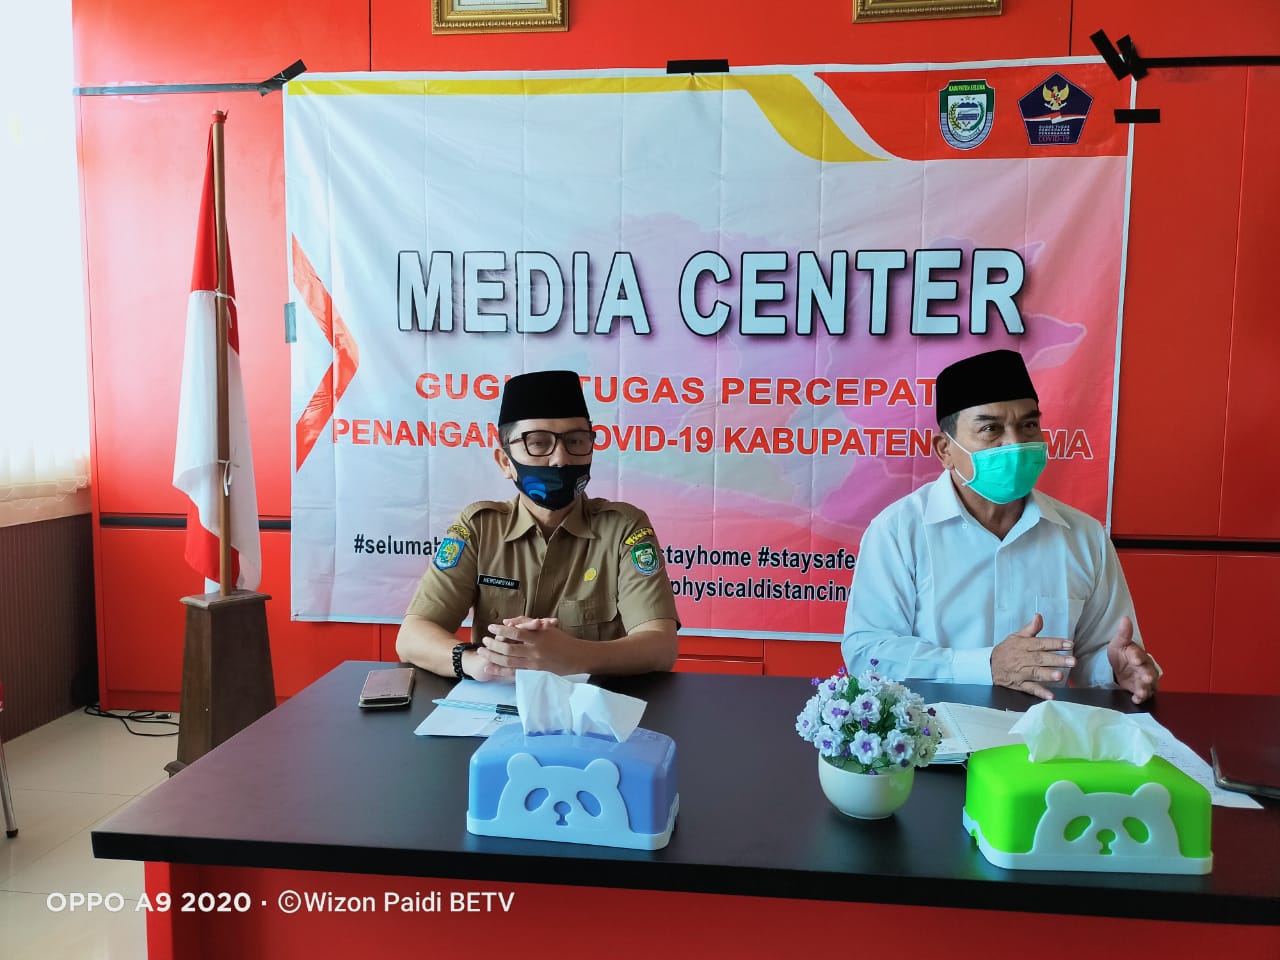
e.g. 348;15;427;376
508;429;595;457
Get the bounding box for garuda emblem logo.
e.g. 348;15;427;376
1043;83;1070;111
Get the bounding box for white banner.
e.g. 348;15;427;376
285;62;1131;636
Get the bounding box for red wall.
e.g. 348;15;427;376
73;0;1280;707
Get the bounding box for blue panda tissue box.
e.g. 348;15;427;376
466;671;679;850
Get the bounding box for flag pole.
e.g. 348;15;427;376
211;110;232;596
168;112;275;776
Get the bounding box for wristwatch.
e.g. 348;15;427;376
452;641;482;680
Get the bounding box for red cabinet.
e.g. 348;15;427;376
1212;554;1280;695
1118;550;1216;692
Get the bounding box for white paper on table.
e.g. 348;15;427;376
413;678;516;737
413;675;590;737
1127;713;1263;810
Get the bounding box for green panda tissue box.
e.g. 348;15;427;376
962;701;1211;875
467;671;678;850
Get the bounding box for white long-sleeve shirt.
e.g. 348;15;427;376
842;471;1146;687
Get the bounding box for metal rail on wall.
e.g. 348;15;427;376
74;59;305;96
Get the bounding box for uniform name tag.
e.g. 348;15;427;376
477;574;520;590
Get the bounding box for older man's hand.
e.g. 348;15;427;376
1107;616;1158;704
990;613;1076;701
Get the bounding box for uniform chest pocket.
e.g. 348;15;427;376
1034;595;1085;643
478;584;525;623
556;596;620;642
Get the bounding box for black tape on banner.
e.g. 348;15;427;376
1116;36;1148;80
259;59;307;96
1115;108;1160;124
666;59;730;75
1145;54;1280;67
1087;28;1280;83
1090;30;1130;79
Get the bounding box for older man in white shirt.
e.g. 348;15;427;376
842;349;1159;703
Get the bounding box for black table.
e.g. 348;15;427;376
93;663;1280;958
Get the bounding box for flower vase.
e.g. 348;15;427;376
817;755;914;820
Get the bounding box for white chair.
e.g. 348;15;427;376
0;680;17;837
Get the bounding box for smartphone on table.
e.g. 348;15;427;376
359;667;416;710
1211;742;1280;800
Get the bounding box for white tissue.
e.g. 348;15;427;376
1009;700;1156;765
515;670;647;743
515;670;576;734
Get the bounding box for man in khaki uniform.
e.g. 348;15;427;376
397;370;679;682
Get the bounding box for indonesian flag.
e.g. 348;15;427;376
172;130;261;590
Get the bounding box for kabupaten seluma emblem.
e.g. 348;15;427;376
630;543;660;576
939;79;995;150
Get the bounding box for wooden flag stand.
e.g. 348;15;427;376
166;111;275;776
166;589;274;775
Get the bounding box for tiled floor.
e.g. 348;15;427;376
1;710;178;959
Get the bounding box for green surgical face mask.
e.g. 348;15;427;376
948;436;1047;504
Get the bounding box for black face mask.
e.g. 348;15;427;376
510;461;590;511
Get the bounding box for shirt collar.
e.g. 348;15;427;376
503;497;539;542
560;496;597;539
1027;488;1070;528
924;470;1067;529
924;470;965;524
503;495;597;542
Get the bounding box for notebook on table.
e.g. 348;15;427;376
928;701;1025;764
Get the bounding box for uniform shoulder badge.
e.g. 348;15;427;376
434;536;465;570
445;522;471;541
630;542;660;576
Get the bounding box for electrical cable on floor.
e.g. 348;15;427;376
83;704;180;737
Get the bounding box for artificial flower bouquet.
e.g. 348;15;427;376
796;663;943;774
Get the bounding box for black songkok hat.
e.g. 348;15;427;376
498;370;590;426
935;349;1038;424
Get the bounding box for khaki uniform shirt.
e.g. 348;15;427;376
405;496;679;645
